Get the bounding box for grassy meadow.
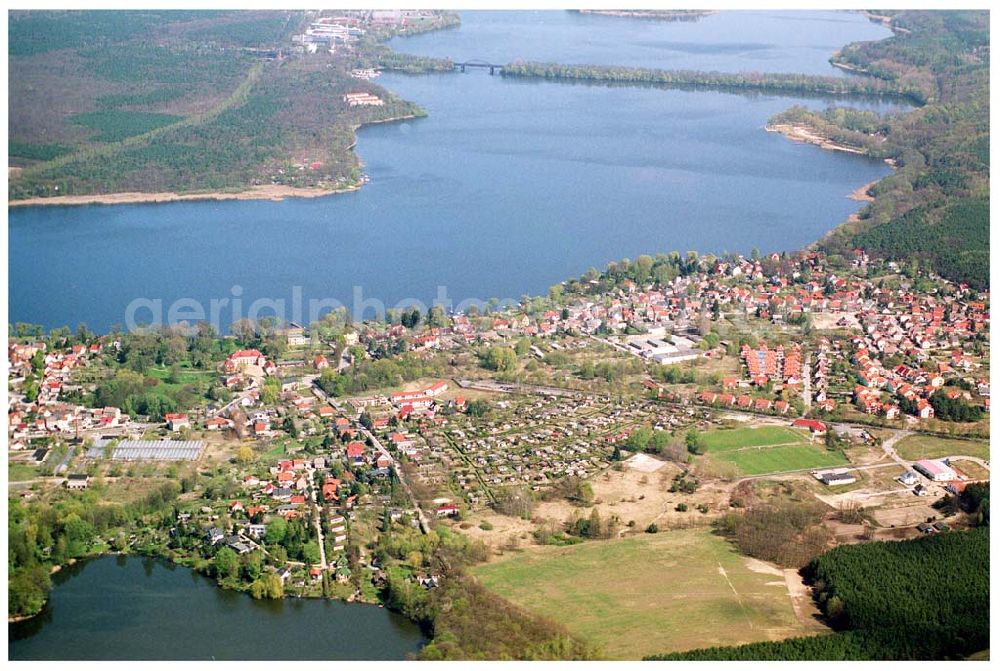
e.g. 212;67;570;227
473;529;821;659
894;434;990;462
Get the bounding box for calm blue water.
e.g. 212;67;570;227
8;556;425;660
9;11;903;333
391;10;893;76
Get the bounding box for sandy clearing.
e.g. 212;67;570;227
625;452;667;473
783;568;825;630
743;556;785;576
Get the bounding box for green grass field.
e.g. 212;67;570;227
8;462;38;482
895;434;990;462
473;529;821;659
702;426;805;451
700;426;848;476
718;445;848;475
144;363;216;404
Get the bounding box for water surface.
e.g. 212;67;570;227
8;556;425;660
9;10;903;332
391;10;893;76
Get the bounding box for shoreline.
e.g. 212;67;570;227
767;124;893;251
8;550;388;624
8;114;419;210
829;59;871;76
849;180;878;202
765;123;867;155
7;184;359;209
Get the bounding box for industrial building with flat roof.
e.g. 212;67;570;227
813;468;857;486
913;459;957;482
87;439;205;461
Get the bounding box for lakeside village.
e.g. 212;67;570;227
8;246;990;609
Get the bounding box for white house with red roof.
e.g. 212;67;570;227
224;349;266;372
205;417;231;431
435;503;459;517
424;380;449;397
792;418;827;436
165;413;190;431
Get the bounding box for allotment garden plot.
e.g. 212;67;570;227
701;426;847;476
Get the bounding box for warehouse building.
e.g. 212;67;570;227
913;459;957;482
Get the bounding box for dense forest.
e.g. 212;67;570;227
11;57;423;198
501;61;926;103
8;11;447;199
851;195;989;289
647;528;989;660
815;11;989;289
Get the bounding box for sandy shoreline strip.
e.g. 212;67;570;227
765;123;867;155
849;180;878;202
8;183;359;208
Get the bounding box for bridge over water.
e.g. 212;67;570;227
454;59;504;75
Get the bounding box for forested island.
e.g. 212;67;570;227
501;62;927;104
574;9;716;22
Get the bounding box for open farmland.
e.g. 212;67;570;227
473;529;824;659
701;426;848;476
894;434;990;462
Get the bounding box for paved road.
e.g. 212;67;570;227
214;378;259;418
307;476;328;570
802;353;812;410
53;446;76;475
358;424;431;535
880;430;914;467
337;349;352;373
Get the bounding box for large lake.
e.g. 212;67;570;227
8;556;426;660
9;10;903;333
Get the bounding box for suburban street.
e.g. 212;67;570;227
310;379;431;534
307;476;328;570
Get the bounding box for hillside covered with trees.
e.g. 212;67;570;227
8;11;454;200
805;11;988;289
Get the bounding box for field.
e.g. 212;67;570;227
701;426;848;476
894;434;990;462
473;528;824;659
702;426;806;451
8;463;39;482
952;459;990;481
